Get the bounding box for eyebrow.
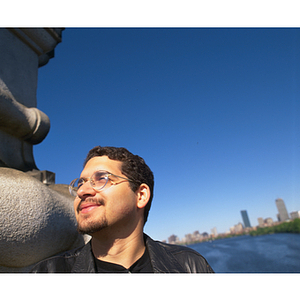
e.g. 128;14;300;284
79;170;111;180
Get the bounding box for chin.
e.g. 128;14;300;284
77;219;108;235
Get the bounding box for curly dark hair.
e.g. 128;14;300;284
84;146;154;224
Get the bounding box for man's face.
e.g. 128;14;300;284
73;156;139;236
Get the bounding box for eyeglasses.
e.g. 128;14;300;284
69;170;134;197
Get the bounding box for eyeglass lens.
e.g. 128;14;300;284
75;171;108;190
69;172;109;196
91;171;109;189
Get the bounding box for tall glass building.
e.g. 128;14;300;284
241;210;251;228
275;198;289;222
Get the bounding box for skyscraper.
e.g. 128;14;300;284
241;210;251;228
275;198;289;222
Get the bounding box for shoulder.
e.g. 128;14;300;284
30;243;89;273
154;239;206;259
145;235;214;273
157;240;214;273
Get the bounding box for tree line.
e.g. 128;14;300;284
249;218;300;236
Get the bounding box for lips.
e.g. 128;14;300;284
78;202;102;214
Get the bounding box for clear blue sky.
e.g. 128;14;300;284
34;28;300;242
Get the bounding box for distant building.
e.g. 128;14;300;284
264;217;274;226
257;217;264;227
193;231;203;241
182;233;193;244
241;210;251;228
211;227;218;237
168;234;179;244
290;211;300;220
202;232;209;238
234;222;244;233
275;198;289;222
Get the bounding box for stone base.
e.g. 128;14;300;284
0;167;85;272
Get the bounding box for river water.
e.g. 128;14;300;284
188;233;300;273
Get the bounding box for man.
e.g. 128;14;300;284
31;146;214;273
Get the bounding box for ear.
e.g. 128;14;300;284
136;183;151;209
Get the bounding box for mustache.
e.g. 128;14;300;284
76;198;105;213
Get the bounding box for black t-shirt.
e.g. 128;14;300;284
94;247;153;273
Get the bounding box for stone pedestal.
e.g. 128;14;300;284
0;28;86;272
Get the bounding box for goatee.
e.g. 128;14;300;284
77;218;109;235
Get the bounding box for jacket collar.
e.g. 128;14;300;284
144;234;186;273
71;234;185;273
71;241;95;273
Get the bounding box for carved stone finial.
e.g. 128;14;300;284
0;28;63;171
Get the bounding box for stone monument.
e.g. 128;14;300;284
0;28;85;272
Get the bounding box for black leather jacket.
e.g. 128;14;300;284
31;234;214;273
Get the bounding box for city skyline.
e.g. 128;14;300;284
167;197;299;243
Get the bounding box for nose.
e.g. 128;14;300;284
76;180;96;199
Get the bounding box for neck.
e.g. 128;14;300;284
91;228;145;269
